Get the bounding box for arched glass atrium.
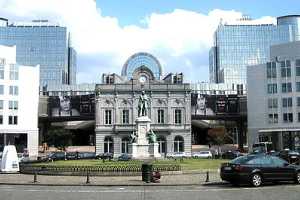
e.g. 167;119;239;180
121;52;163;81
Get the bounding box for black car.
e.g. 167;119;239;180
278;150;300;164
220;155;300;187
98;153;113;160
221;151;243;159
78;152;97;159
47;152;67;162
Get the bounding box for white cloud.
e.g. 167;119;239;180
0;0;276;83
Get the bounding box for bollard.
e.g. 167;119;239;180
146;172;150;183
86;172;90;183
34;172;37;183
205;171;210;182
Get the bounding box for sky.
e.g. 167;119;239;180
0;0;300;84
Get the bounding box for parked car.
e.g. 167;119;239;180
118;153;130;161
269;151;280;156
220;155;300;187
78;152;96;159
250;147;267;155
166;152;187;159
278;150;300;164
98;153;113;160
221;151;243;159
47;152;67;162
17;153;29;162
192;151;212;158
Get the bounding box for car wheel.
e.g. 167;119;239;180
251;173;262;187
207;156;212;159
294;171;300;184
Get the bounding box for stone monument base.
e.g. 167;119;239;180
128;143;161;158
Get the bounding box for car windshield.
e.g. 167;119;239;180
200;152;208;154
230;155;254;164
289;150;299;154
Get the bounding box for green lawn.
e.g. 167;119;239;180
33;158;231;171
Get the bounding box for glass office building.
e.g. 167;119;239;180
210;15;300;84
0;18;76;86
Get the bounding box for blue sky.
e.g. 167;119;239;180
1;0;300;84
97;0;300;27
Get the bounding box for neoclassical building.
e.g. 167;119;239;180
94;52;192;157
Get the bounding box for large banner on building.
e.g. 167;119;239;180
191;93;216;115
191;93;239;116
49;94;95;117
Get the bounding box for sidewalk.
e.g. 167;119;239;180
0;171;224;186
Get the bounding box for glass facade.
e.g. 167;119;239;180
210;15;300;84
121;52;163;81
0;19;76;86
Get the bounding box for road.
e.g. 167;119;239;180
1;183;300;200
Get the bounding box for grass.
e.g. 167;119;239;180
32;158;231;171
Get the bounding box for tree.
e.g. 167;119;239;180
45;129;73;151
207;125;230;154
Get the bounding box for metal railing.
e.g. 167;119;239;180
19;164;181;173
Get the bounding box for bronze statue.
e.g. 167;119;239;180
147;129;157;143
130;129;138;143
138;91;148;117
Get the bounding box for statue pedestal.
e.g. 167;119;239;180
128;116;161;158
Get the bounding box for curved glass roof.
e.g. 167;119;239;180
122;52;163;81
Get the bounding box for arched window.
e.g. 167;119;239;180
174;136;184;152
122;137;130;153
157;136;166;156
104;136;114;153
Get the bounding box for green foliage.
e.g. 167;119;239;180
45;129;73;151
207;125;229;147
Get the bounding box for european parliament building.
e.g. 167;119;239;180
0;18;76;86
210;15;300;84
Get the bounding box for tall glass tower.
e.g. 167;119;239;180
210;15;300;84
0;18;76;86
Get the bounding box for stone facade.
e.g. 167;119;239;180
94;59;191;157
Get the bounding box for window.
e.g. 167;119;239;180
157;137;166;155
269;114;278;123
268;98;278;108
9;86;18;95
281;60;291;77
0;115;3;124
267;62;276;78
283;113;293;123
175;109;182;124
298;97;300;106
267;84;277;93
0;85;3;94
296;60;300;76
121;137;130;153
9;63;19;80
122;110;129;124
105;110;112;124
174;136;184;152
282;83;292;93
157;110;164;124
282;98;293;107
9;101;18;110
8;115;18;125
0;100;3;109
0;63;4;79
104;136;113;153
297;82;300;91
